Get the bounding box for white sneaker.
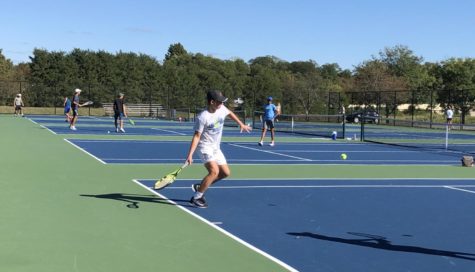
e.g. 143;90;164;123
116;128;119;133
70;126;77;131
120;128;125;133
258;141;263;146
269;142;275;147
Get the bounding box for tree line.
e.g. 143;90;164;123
1;44;475;119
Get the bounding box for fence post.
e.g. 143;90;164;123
430;89;433;128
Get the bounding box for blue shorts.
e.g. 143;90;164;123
64;107;71;114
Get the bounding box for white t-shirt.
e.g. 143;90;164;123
14;97;23;106
194;105;230;151
447;109;454;119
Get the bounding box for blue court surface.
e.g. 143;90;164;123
68;139;463;165
134;178;475;272
29;116;267;137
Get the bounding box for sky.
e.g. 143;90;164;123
1;0;475;70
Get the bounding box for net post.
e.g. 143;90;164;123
342;113;346;139
445;123;449;150
360;117;364;142
291;116;294;133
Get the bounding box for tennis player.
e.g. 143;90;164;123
63;96;72;122
185;90;251;208
446;105;454;130
113;93;128;133
69;88;82;130
258;96;279;146
13;94;24;116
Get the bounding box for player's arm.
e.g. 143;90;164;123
274;105;280;118
123;104;128;117
228;111;252;133
186;131;201;165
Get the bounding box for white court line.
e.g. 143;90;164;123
167;185;475;189
274;150;421;153
63;139;106;164
150;127;187;135
69;140;185;143
132;179;298;272
27;118;58;135
137;177;475;181
104;158;456;163
444;186;475;194
228;143;312;161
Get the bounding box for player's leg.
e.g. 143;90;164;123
70;109;78;130
268;120;275;146
119;113;125;132
259;121;268;145
191;150;229;208
270;128;275;146
114;113;119;132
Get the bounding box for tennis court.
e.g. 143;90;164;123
135;178;475;272
68;139;463;165
3;114;475;272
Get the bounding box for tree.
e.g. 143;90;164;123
164;43;188;61
436;58;475;123
0;49;14;80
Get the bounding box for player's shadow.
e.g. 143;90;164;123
287;231;475;261
80;193;193;208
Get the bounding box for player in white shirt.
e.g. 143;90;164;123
446;106;454;130
13;94;24;116
185;90;252;208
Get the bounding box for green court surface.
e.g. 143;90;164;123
1;115;474;272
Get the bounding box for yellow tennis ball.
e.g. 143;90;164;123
341;153;347;160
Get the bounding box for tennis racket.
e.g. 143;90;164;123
128;118;135;126
82;101;94;106
153;162;189;190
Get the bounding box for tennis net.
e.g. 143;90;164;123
362;117;475;155
252;111;345;139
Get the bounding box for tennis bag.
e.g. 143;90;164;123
461;156;474;167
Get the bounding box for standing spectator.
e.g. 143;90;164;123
13;94;24;116
258;96;279;147
446;105;454;130
113;93;128;133
63;96;72;122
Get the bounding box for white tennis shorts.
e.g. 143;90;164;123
198;148;227;165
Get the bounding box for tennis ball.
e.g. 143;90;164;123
341;153;347;160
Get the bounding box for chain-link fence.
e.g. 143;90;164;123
342;89;475;128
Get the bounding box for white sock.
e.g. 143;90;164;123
194;192;203;199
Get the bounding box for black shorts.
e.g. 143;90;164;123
72;108;78;117
263;119;275;129
447;118;453;122
15;105;22;110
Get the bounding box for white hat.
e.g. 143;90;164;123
17;94;21;97
75;88;82;93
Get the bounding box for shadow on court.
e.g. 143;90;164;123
287;232;475;261
80;193;193;208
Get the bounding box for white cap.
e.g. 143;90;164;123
75;88;82;93
17;93;21;97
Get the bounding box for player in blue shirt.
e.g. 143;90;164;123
258;96;279;146
63;96;72;123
